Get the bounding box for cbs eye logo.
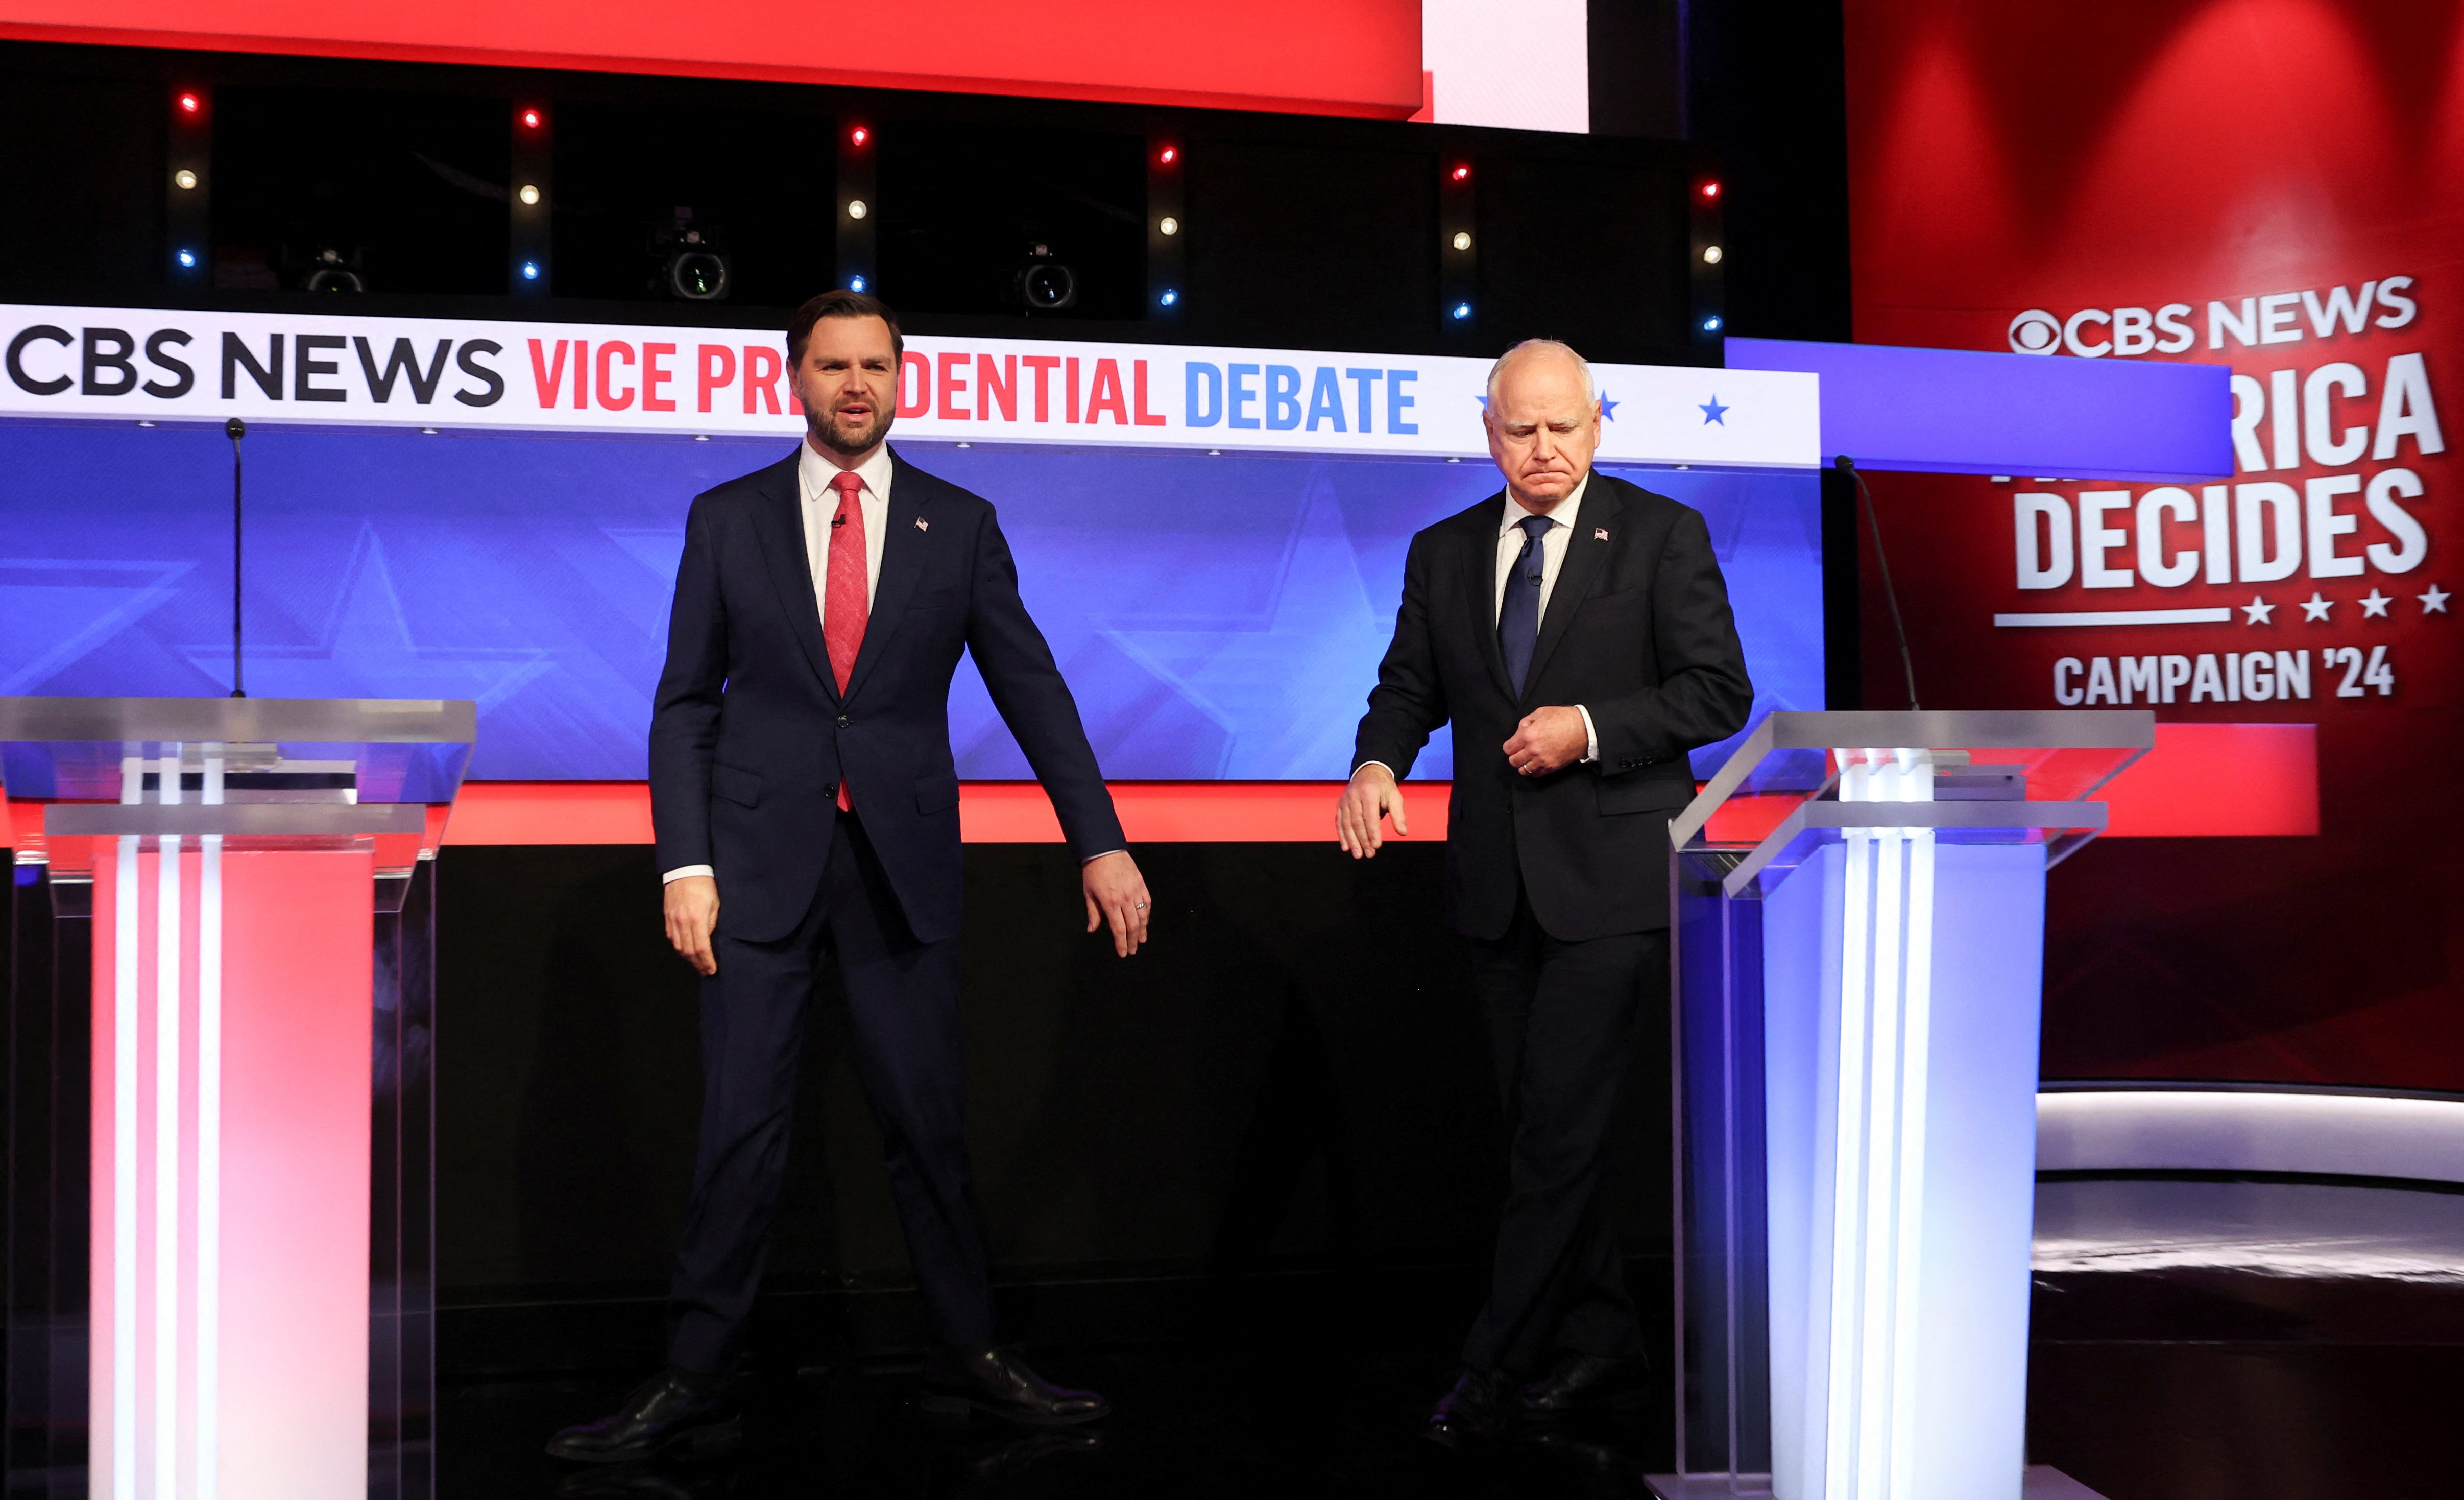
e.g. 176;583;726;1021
2008;309;2062;355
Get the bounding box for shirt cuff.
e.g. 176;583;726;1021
1354;760;1397;779
662;864;715;884
1081;849;1126;865
1575;706;1599;764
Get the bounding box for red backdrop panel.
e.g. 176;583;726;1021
1847;0;2464;1087
0;1;1423;117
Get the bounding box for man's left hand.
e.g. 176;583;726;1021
1504;706;1588;777
1082;850;1152;957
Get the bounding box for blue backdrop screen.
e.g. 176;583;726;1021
0;422;1822;780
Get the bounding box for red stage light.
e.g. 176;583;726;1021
177;93;200;114
521;108;542;130
1158;145;1178;165
1451;164;1471;182
850;126;869;146
1701;180;1721;199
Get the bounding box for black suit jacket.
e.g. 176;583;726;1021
650;446;1124;945
1352;472;1754;941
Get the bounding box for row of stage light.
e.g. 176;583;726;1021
160;86;1727;335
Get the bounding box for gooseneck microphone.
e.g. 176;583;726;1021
227;417;246;698
1834;454;1920;712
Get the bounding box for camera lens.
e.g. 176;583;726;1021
668;250;731;302
1020;260;1076;311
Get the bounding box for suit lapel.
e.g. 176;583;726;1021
840;448;929;704
1466;493;1515;701
751;450;839;702
1519;475;1623;706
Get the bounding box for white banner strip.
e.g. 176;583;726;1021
1;303;1821;469
1993;608;2235;627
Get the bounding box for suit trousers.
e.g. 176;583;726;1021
666;813;995;1373
1460;890;1665;1376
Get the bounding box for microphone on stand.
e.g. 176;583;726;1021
227;418;246;698
1833;454;1919;712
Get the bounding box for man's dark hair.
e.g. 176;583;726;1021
787;290;903;366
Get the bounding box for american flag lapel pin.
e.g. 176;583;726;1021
1594;527;1610;541
915;517;929;532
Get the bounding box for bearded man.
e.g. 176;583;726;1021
551;291;1151;1461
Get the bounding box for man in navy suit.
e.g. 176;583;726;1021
1338;339;1753;1443
552;292;1151;1462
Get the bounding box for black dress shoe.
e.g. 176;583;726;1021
546;1368;744;1464
1422;1367;1506;1447
1513;1351;1647;1421
919;1345;1111;1426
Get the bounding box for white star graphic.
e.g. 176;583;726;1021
2360;589;2392;618
2301;593;2334;621
2422;584;2451;614
2241;596;2275;625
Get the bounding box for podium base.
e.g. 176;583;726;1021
1644;1465;2111;1500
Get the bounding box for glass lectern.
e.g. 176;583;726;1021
1651;711;2152;1500
4;697;474;1500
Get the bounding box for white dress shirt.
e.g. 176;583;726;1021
1496;478;1600;765
803;438;895;622
667;439;1125;884
1357;474;1599;782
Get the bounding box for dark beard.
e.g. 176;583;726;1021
812;406;892;455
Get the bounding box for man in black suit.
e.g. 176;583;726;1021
1336;339;1753;1442
552;292;1152;1462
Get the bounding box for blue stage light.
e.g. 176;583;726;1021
850;276;867;292
1452;302;1472;320
521;261;540;281
1703;315;1724;332
1159;289;1178;307
177;249;197;268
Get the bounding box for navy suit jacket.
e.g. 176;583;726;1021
649;446;1125;945
1352;472;1754;941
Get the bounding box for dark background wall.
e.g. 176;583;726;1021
434;842;1672;1364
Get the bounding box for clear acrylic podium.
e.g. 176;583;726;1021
1651;711;2152;1500
4;698;474;1500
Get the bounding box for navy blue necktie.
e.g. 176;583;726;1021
1498;513;1553;697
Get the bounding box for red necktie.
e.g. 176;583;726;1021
823;469;867;810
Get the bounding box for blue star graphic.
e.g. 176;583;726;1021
0;558;191;692
1095;475;1387;778
180;527;550;710
1598;391;1618;421
1699;394;1730;425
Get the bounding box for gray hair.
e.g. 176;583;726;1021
1485;338;1597;407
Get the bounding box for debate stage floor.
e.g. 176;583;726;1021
442;1177;2464;1499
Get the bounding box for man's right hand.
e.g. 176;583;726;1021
664;875;720;977
1335;764;1410;859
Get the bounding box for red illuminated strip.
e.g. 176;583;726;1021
441;723;2318;847
2095;722;2317;837
0;2;1422;117
443;780;1450;846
